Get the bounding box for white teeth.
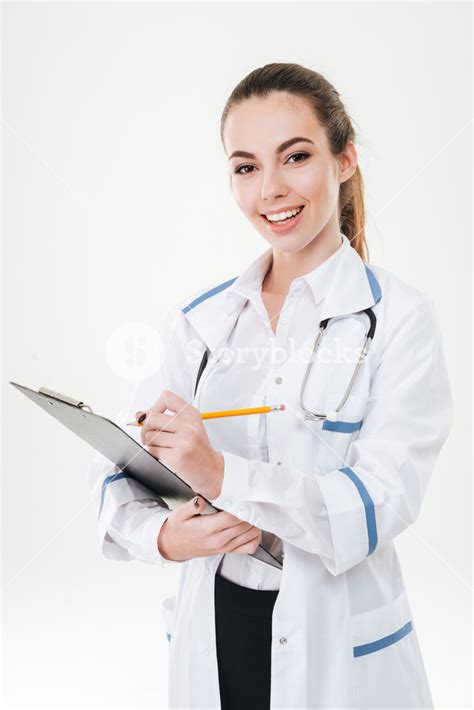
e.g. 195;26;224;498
266;206;303;222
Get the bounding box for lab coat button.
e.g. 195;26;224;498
276;461;282;466
274;377;283;384
279;637;287;645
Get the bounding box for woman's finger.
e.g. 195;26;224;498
145;429;177;448
144;411;180;433
151;390;196;420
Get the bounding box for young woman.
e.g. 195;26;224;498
88;63;453;709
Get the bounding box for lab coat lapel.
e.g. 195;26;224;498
180;283;244;356
319;237;382;322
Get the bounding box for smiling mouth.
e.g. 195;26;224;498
262;205;305;224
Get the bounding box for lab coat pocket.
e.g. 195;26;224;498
313;392;368;473
162;594;177;644
350;590;432;709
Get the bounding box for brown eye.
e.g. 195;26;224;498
234;164;255;175
287;151;310;164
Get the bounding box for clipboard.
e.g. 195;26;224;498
9;381;283;570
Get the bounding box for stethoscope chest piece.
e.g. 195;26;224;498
295;409;339;422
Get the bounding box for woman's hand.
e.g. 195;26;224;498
158;496;262;562
136;390;224;500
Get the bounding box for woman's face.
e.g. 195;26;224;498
223;92;356;254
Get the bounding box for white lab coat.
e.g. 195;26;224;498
87;235;453;709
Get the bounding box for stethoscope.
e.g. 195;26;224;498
297;308;377;422
193;307;377;423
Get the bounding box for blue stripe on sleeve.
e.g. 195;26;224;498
338;466;378;555
98;471;133;517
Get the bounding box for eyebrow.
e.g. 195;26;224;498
228;136;315;161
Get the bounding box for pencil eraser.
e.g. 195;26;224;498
280;404;285;411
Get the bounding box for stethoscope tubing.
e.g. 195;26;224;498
298;308;377;422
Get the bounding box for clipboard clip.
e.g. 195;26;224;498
38;387;94;413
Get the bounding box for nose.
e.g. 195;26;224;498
260;168;289;202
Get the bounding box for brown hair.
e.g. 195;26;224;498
220;62;369;262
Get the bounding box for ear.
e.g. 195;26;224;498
338;140;358;184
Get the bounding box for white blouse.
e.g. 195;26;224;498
203;235;345;590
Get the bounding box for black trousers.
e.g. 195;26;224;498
214;572;279;710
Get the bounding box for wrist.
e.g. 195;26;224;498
205;451;224;500
157;519;173;561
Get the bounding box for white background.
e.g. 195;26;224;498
2;1;471;708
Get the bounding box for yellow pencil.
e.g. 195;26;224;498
201;404;285;420
126;404;285;426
